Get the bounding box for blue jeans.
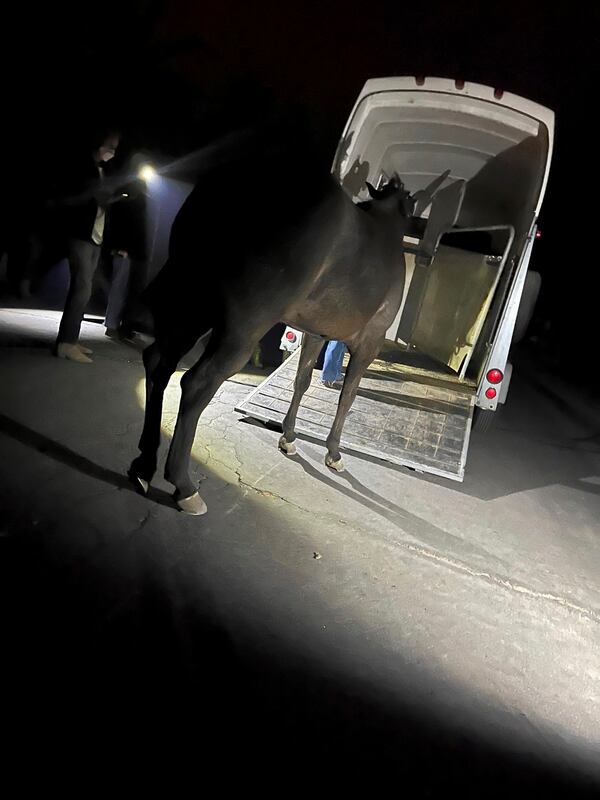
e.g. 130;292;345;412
57;238;101;344
105;255;131;330
321;340;346;383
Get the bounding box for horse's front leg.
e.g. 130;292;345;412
325;335;384;472
279;334;323;455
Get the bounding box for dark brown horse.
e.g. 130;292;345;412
129;129;435;514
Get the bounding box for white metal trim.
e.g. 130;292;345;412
476;227;537;410
336;77;554;216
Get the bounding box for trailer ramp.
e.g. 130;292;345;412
235;349;475;481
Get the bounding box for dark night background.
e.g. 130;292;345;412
1;1;599;792
2;0;598;383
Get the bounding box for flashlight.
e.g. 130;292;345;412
139;164;157;183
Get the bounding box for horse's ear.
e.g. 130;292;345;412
366;182;379;199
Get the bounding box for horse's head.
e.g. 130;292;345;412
365;173;415;217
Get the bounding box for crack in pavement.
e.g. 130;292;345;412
396;540;600;624
126;511;154;536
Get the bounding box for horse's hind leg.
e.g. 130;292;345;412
325;334;385;472
129;330;199;493
164;329;259;514
279;334;323;455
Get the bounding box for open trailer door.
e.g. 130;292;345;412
404;225;514;379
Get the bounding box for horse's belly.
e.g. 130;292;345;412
284;301;376;341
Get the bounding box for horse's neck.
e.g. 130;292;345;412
363;205;408;245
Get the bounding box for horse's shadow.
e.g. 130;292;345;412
240;418;499;563
0;413;176;509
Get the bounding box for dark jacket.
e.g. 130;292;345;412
103;188;147;261
54;151;107;243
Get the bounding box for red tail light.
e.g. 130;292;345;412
486;368;503;384
286;331;296;342
485;388;497;399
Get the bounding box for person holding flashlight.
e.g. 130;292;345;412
53;128;121;363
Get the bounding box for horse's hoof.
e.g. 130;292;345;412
278;436;297;456
129;472;149;495
176;492;208;516
325;454;345;472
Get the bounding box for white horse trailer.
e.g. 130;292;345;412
237;77;554;480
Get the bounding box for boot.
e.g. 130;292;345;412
56;343;93;363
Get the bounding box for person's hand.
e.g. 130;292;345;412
116;250;128;258
93;187;114;206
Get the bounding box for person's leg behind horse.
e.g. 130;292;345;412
104;251;131;338
321;339;346;386
119;257;149;338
